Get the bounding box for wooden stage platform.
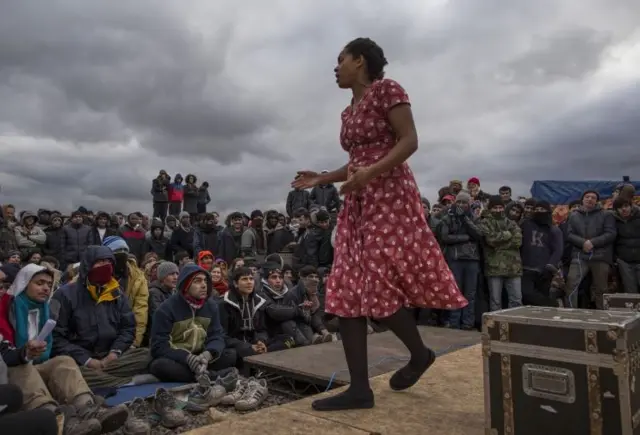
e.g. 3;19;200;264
186;343;485;435
244;326;480;388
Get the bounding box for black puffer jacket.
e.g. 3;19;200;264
286;189;311;217
61;223;91;264
614;207;640;264
437;211;482;262
182;175;199;214
567;205;617;264
44;226;65;262
152;177;170;203
310;185;340;211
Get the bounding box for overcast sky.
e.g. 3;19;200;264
1;0;639;216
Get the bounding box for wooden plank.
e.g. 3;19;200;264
244;326;480;387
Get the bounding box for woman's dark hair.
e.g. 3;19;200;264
344;37;388;81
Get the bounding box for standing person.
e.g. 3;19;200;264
168;174;184;217
291;38;466;412
152;170;170;221
182;175;199;220
197;182;211;215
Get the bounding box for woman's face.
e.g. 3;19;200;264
211;267;222;282
334;49;362;89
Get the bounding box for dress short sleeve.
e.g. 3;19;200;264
375;79;410;116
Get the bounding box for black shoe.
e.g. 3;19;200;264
311;388;375;412
389;347;436;391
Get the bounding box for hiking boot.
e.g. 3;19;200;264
322;333;334;343
153;388;186;429
312;334;324;345
76;399;129;434
58;404;102;435
123;398;152;435
214;367;239;393
185;373;227;412
220;377;248;406
234;377;269;411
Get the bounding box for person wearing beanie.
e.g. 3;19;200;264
149;264;235;382
143;261;180;346
151;170;170;221
286;183;311;218
197;250;214;272
241;210;267;258
612;197;640;293
103;236;149;348
448;180;463;195
144;218;169;260
478;196;523;312
193;213;220;260
167;211;195;261
563;190;616;309
436;190;483;329
519;199;563;307
117;212;146;264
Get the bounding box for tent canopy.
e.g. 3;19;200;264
530;180;640;205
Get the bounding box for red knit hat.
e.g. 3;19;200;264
468;177;480;186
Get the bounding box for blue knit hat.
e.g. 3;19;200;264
103;236;130;254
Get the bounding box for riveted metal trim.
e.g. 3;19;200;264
501;353;514;435
585;330;603;435
499;321;509;342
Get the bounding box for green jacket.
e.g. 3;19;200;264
478;215;522;277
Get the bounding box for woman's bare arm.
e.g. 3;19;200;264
367;104;418;179
318;164;349;184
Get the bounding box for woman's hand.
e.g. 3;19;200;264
339;166;373;195
291;171;321;189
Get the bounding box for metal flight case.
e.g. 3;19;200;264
482;306;640;435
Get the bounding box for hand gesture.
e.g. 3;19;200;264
86;359;104;370
25;340;47;360
101;352;119;367
339;166;373;195
292;171;321;190
583;240;594;253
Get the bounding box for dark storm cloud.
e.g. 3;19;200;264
0;1;281;163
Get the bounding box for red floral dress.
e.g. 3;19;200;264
324;78;468;319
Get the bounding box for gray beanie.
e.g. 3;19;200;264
455;190;471;203
157;261;179;281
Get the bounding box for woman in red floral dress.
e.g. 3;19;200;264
292;38;467;412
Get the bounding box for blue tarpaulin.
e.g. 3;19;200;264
530;180;640;205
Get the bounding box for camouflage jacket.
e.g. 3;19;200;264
478;215;522;277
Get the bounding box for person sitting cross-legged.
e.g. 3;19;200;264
0;264;128;435
50;246;152;389
149;264;237;382
219;266;295;366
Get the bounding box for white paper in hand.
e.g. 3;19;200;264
36;319;56;341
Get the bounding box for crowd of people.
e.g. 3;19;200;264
0;170;639;434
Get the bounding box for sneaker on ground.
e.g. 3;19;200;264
322;333;333;343
215;367;240;393
234;378;269;412
153;388;187;429
58;404;102;435
123;398;152;435
220;377;249;406
185;373;227;412
312;334;324;345
77;399;129;434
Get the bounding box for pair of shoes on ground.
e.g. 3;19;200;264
59;397;130;435
219;376;269;411
123;385;191;435
311;346;437;412
312;333;334;344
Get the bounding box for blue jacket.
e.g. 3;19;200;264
150;264;225;364
51;246;135;365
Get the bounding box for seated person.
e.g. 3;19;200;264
51;246;151;389
292;266;333;344
259;262;310;346
197;250;214;273
102;236;149;348
149;264;236;382
219;267;294;363
142;261;179;347
0;382;58;435
0;264;128;434
210;264;229;297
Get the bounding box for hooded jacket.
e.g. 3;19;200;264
152;174;170;203
182;174;199;214
144;280;174;346
150;264;225;363
168;174;184;203
567;205;617;264
62;219;92;264
50;246;135;365
145;220;169;260
88;212;117;246
121;258;149;347
0;264;54;366
437;210;483;262
216;225;243;265
218;287;269;355
520;217;563;273
14;211;46;249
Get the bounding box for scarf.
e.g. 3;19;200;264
213;280;229;296
86;277;121;303
13;292;52;363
